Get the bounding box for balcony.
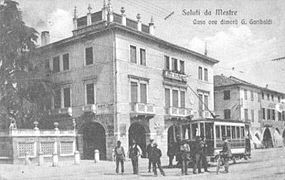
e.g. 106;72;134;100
130;102;155;117
50;107;72;116
165;107;192;117
82;104;113;114
82;104;96;113
163;70;187;83
198;110;212;119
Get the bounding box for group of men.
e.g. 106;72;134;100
112;136;231;176
113;139;165;176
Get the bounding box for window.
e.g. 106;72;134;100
262;108;266;120
244;89;248;100
131;82;138;103
262;92;264;99
224;109;231;119
232;126;236;139
165;88;170;107
278;112;281;121
180;60;185;74
86;83;95;104
140;48;146;66
130;45;137;63
204;95;208;110
180;91;185;108
63;53;69;70
45;59;50;70
258;93;261;102
85;47;93;65
282;111;285;121
204;68;208;81
267;94;270;100
271;95;274;101
140;83;147;103
63;87;71;108
226;126;231;138
251;91;254;101
215;125;220;139
237;127;240;138
267;109;271;120
198;66;203;80
241;127;245;138
164;56;170;70
224;90;230;100
172;90;179;107
54;89;61;109
244;109;248;121
172;58;178;72
53;56;60;73
278;96;281;103
198;94;203;115
251;109;254;122
272;109;275;120
221;126;226;137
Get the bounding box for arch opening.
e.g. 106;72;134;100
128;123;149;158
82;122;106;160
262;128;273;148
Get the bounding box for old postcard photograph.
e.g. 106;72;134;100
0;0;284;179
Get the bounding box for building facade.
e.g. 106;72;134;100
214;75;285;148
34;1;218;160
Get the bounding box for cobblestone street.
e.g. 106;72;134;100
0;148;284;180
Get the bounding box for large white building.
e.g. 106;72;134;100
35;1;219;160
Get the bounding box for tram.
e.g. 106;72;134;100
182;118;250;162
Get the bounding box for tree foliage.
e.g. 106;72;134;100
0;0;53;129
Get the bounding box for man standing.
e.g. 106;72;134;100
200;137;209;172
113;141;125;174
128;140;142;175
193;136;202;174
150;143;165;176
220;136;232;173
180;140;191;175
146;139;154;172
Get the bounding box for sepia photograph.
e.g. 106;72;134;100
0;0;284;179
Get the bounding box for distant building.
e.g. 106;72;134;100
34;1;218;160
214;75;285;148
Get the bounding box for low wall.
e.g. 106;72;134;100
0;129;76;164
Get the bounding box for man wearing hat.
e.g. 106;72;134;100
180;140;191;175
220;136;232;173
149;142;165;176
146;139;154;172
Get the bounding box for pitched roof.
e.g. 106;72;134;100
214;75;285;95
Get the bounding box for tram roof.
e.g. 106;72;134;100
191;118;245;124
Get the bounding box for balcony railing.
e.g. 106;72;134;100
163;70;187;82
82;104;96;113
130;102;155;115
50;107;72;116
165;107;192;117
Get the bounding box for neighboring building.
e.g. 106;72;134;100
214;75;285;148
34;1;218;160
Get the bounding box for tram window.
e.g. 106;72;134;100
200;123;204;137
206;123;213;139
232;126;236;139
192;123;198;138
221;126;226;137
215;125;220;139
241;127;245;138
237;126;240;138
226;126;231;138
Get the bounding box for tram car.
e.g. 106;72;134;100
186;119;251;162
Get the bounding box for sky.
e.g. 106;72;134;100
16;0;285;93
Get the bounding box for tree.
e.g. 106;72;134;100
0;0;53;129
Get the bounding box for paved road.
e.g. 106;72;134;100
0;148;284;180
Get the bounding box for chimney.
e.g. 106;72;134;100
204;42;208;56
107;0;113;22
121;7;126;26
73;6;77;30
136;13;141;31
41;31;50;46
149;16;155;35
102;0;108;21
87;4;92;26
